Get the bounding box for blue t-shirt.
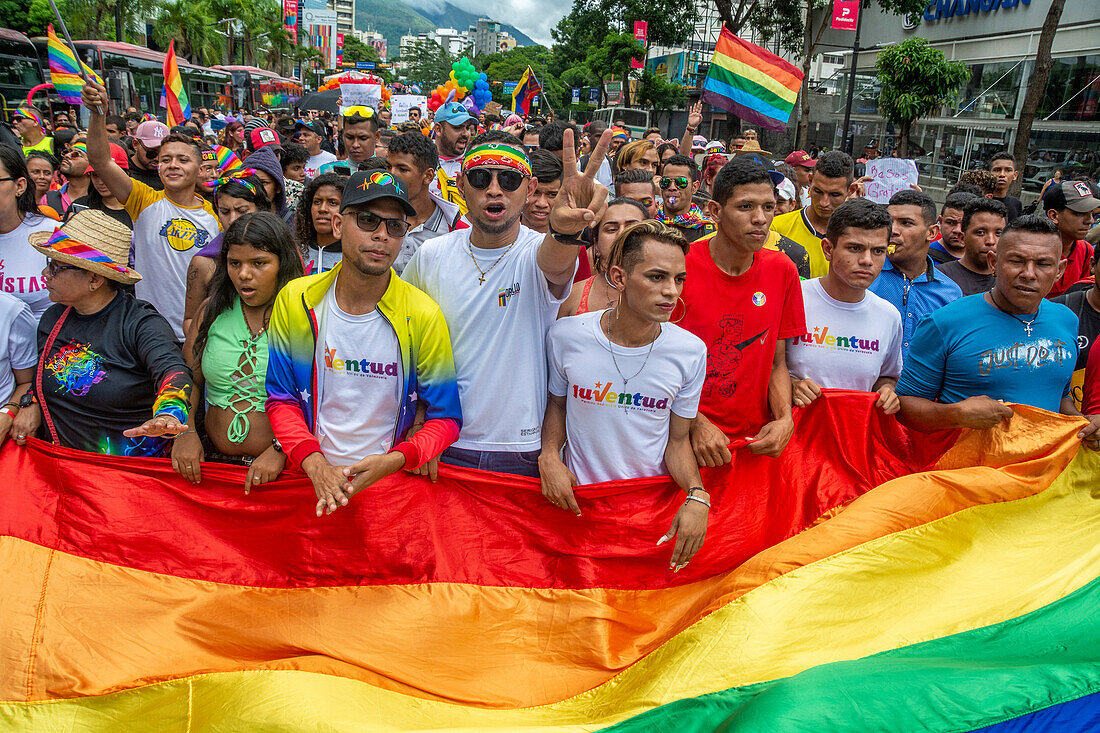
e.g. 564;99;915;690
896;294;1077;412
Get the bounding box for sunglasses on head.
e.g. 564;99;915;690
464;167;526;192
343;106;375;119
352;211;409;238
660;176;690;189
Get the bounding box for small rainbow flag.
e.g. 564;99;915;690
160;39;190;127
46;25;102;105
701;27;804;132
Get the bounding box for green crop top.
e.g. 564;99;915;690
201;298;268;443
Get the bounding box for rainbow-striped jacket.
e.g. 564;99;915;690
265;262;462;469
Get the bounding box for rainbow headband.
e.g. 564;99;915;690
15;107;43;130
462;143;531;177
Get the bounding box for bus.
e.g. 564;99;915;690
215;65;302;112
0;28;46;119
60;41;233;115
593;107;651;139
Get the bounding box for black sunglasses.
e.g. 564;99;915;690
353;211;409;238
465;168;526;192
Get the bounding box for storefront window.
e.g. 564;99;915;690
1038;55;1100;123
951;61;1025;119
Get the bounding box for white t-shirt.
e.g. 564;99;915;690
305;151;337;179
0;292;37;400
403;225;571;452
124;181;220;341
787;278;904;391
548;311;706;484
595;157;613;189
0;214;54;318
315;288;402;464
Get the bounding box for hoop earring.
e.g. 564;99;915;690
671;296;686;324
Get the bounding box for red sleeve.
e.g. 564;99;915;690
389;418;460;469
265;398;323;469
777;259;807;339
1083;343;1100;415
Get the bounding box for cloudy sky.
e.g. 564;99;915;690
401;0;567;45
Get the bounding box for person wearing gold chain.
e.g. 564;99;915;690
402;127;613;477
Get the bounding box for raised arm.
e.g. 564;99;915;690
679;101;702;157
81;79;134;205
538;127;612;290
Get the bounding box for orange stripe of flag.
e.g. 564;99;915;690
715;28;803;91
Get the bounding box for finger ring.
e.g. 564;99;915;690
16;434;24;439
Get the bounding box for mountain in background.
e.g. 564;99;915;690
354;0;536;58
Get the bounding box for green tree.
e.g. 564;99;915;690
151;0;221;66
635;68;685;125
588;31;644;106
875;37;968;157
402;39;452;92
1011;0;1064;196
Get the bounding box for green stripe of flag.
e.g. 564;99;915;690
603;571;1100;732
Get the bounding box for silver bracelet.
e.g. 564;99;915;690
684;494;711;509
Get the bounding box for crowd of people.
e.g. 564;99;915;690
0;80;1097;571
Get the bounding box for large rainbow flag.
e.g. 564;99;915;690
46;25;103;105
160;38;190;127
701;27;804;132
0;392;1097;730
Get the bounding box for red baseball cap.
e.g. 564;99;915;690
86;142;129;173
784;150;816;168
246;126;282;153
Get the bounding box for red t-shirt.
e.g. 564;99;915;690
1049;239;1095;299
1083;336;1100;414
677;236;806;438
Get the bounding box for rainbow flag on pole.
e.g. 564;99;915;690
46;25;102;104
160;39;190;126
701;26;804;132
0;395;1098;730
511;65;541;115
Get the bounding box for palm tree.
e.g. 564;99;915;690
152;0;221;66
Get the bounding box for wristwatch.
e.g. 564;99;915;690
548;222;587;246
18;392;35;409
271;438;283;454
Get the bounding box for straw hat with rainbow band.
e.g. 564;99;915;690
29;210;141;285
461;141;531;176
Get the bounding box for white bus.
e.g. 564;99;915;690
593;107;651;139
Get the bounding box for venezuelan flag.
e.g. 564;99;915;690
160;38;190;127
511;65;541;115
0;393;1097;730
701;27;804;132
47;25;102;105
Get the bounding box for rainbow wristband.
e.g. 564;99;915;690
462;142;531;177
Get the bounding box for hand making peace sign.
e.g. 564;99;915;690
549;127;612;236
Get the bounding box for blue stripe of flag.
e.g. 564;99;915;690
702;75;788;124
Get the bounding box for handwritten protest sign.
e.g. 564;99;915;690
391;94;428;124
339;83;381;114
864;158;919;203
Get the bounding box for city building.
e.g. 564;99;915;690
820;1;1099;199
431;27;471;57
329;0;354;36
353;28;388;60
498;32;517;53
471;18;501;58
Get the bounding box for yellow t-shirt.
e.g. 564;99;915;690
124;180;220;341
22;136;53;157
771;208;828;278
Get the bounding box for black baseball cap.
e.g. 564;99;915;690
294;120;326;137
1042;180;1100;213
341;171;416;217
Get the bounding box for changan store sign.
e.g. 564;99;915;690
923;0;1030;23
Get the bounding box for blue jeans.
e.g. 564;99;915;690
440;447;541;478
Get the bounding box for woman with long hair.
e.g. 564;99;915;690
295;172;347;274
183;173;273;335
559;197;648;318
173;212;304;490
220;119;245;157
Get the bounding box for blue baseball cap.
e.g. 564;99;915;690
435;101;475;128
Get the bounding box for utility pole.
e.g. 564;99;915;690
839;0;864;155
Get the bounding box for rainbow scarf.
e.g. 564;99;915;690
0;398;1097;730
657;202;713;230
462;142;531;176
41;228;130;276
